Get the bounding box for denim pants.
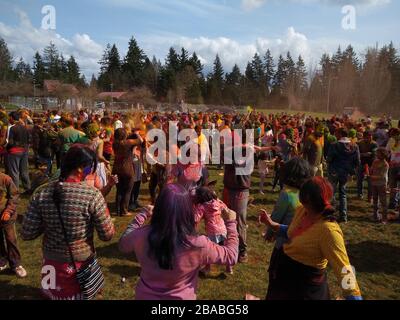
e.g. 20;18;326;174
388;167;400;210
5;152;31;191
329;173;348;219
357;165;371;199
0;223;21;269
223;188;249;257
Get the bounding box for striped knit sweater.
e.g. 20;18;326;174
22;181;115;262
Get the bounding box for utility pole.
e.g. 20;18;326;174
33;82;37;109
111;83;114;108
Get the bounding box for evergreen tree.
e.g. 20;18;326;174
295;55;308;96
59;54;68;81
272;55;285;95
224;64;243;105
379;42;400;111
226;64;242;86
33;51;46;87
66;55;81;85
143;56;160;94
331;46;343;73
263;49;275;94
283;52;296;99
165;47;180;73
98;43;122;90
207;55;225;104
122;37;147;87
43;42;61;79
343;45;360;70
251;53;265;87
245;62;255;82
179;47;190;71
0;37;13;82
211;54;224;87
14;58;33;82
189;52;203;76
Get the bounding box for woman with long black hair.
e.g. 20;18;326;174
112;128;143;216
119;183;239;300
22;145;115;300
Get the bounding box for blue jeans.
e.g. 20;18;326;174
329;173;348;219
5;152;31;190
357;165;371;199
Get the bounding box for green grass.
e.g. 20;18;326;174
1;166;400;300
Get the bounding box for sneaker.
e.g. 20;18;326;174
0;258;8;272
14;266;27;278
259;190;265;195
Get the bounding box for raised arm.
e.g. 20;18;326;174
119;206;154;254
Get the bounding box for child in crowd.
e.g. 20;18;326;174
369;147;389;223
193;186;234;275
258;151;270;195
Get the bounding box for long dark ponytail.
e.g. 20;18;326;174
148;183;197;270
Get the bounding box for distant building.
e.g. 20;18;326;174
43;80;81;110
10;80;81;110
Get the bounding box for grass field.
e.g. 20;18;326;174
0;165;400;300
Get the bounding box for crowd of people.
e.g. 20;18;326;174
0;103;399;300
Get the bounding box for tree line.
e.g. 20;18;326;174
0;36;399;115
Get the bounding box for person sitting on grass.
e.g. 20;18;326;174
119;183;238;300
259;177;362;300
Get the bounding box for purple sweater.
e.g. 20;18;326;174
119;207;239;300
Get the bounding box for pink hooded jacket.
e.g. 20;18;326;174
194;199;228;238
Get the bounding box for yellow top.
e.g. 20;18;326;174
284;207;362;298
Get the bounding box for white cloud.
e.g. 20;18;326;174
241;0;391;11
139;27;341;74
0;8;364;79
242;0;267;11
0;9;103;78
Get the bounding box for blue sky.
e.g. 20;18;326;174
0;0;398;77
